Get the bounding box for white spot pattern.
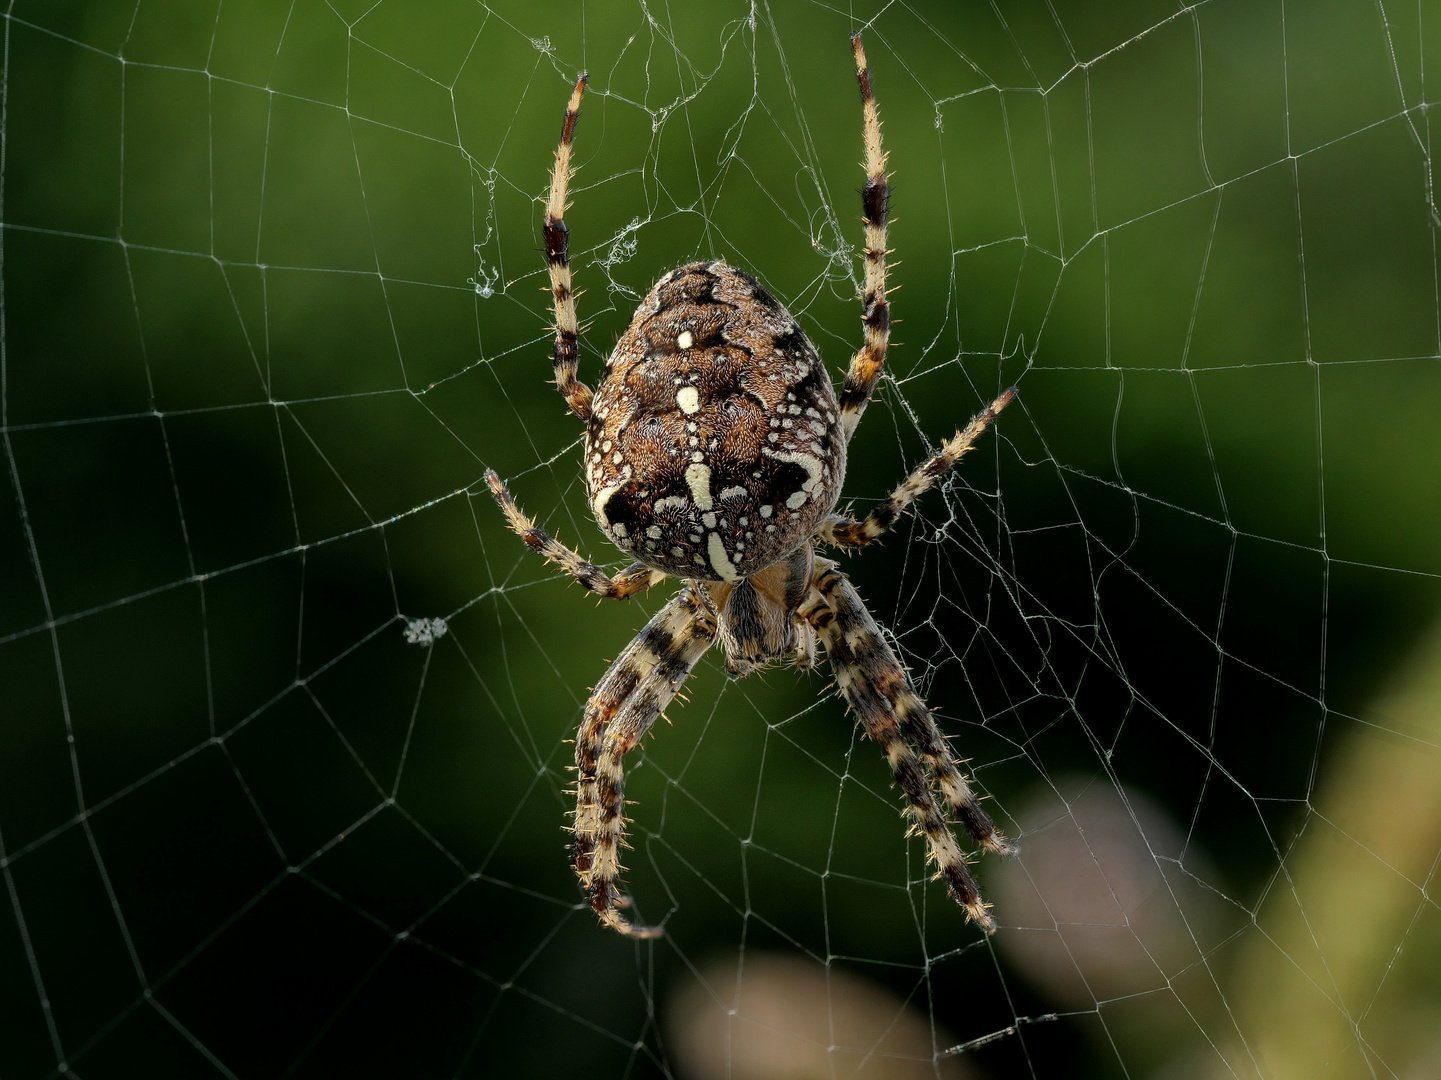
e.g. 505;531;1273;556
707;532;739;580
684;462;713;510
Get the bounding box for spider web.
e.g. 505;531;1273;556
3;0;1440;1076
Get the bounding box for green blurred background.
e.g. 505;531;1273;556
3;0;1440;1077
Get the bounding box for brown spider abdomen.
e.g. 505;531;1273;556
585;261;846;581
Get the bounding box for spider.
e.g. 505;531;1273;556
485;33;1016;938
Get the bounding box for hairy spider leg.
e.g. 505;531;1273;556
818;388;1016;549
573;585;717;937
837;33;892;444
486;470;666;599
546;73;594;422
803;558;1011;931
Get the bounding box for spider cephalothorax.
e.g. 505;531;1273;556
486;33;1017;938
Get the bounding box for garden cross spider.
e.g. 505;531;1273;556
485;33;1017;938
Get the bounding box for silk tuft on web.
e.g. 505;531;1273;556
2;1;1440;1077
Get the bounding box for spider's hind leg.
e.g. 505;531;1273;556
486;470;666;599
818;388;1015;550
838;33;893;444
572;584;717;937
802;558;1014;930
545;73;594;422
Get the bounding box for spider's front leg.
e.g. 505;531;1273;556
572;584;717;937
802;558;1015;931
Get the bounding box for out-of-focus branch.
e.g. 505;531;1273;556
1216;621;1441;1079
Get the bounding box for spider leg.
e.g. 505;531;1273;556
486;470;666;599
802;558;1013;931
573;584;717;937
838;33;892;445
818;388;1015;549
546;73;594;422
794;621;817;670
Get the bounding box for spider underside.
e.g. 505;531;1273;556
486;33;1017;938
